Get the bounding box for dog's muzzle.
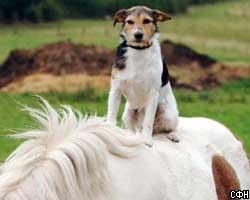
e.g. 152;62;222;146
134;32;143;42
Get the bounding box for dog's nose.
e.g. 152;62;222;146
134;32;143;41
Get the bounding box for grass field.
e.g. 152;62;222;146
0;0;250;63
0;79;250;161
0;0;250;161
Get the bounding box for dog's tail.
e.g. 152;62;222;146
212;154;241;200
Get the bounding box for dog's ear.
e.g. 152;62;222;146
113;9;127;26
152;9;171;22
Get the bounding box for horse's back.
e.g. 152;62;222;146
155;117;250;190
110;117;250;200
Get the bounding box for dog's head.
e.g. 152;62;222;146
114;6;171;48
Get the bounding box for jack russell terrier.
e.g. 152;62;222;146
107;6;179;146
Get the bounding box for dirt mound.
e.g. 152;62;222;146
1;74;110;93
161;40;217;68
0;41;113;88
0;40;249;92
168;62;250;90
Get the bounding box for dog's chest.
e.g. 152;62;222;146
116;45;163;107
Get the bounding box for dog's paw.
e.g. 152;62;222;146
166;132;179;143
145;140;153;148
142;137;153;147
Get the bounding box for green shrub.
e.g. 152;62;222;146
25;0;63;22
0;0;229;22
0;0;63;23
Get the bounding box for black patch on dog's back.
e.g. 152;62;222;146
161;59;169;87
113;41;127;70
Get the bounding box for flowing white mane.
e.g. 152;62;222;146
0;99;143;200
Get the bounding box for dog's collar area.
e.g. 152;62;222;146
128;43;152;50
120;39;152;50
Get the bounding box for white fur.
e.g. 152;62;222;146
0;99;143;200
0;100;249;200
107;34;179;145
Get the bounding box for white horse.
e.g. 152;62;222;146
0;99;249;200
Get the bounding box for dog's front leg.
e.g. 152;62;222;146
142;90;159;147
107;80;122;125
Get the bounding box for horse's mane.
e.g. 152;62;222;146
0;98;143;200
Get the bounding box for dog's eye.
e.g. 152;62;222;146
127;20;134;25
143;19;151;24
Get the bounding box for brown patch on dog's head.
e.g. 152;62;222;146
212;154;241;200
152;9;172;22
113;9;128;26
114;6;171;47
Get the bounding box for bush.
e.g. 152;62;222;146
25;0;63;22
189;0;226;4
0;0;228;23
61;0;107;18
61;0;200;18
0;0;63;23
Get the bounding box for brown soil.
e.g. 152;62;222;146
161;39;217;68
0;40;113;89
1;74;110;93
0;40;249;92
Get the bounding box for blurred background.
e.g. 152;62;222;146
0;0;249;161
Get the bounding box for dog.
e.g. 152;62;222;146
107;6;179;146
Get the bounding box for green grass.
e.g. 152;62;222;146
163;0;250;63
0;0;250;63
0;0;249;163
0;79;250;161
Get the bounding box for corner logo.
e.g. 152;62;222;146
230;190;249;199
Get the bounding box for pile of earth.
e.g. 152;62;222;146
0;40;249;92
